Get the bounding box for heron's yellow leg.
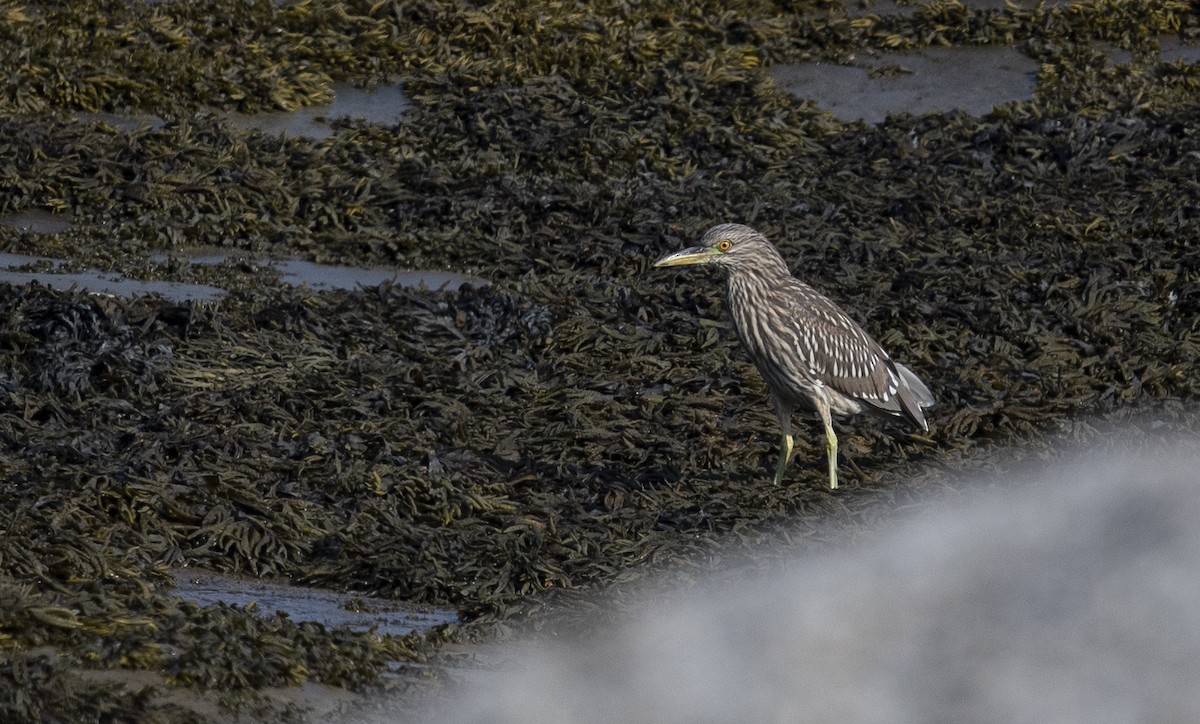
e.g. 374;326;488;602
816;398;838;490
771;407;795;485
773;431;794;485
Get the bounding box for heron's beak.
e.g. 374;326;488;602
653;246;714;267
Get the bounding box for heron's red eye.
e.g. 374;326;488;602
717;239;732;252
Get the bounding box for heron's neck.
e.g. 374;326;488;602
725;257;793;318
728;253;792;282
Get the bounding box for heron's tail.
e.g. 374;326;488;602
894;363;934;432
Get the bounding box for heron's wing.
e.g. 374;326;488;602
781;282;919;421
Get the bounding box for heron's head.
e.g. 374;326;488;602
653;223;788;275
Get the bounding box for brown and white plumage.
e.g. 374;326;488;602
654;223;933;489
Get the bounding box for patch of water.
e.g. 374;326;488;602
0;252;225;302
272;259;484;292
66;81;409;140
171;570;457;637
1062;37;1196;77
0;250;484;302
847;0;1071;16
76;111;166;132
154;250;487;292
1160;37;1200;64
0;210;73;235
225;82;411;140
771;45;1039;123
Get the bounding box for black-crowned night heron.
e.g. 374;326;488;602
654;223;934;490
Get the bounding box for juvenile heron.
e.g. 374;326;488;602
654;223;933;489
